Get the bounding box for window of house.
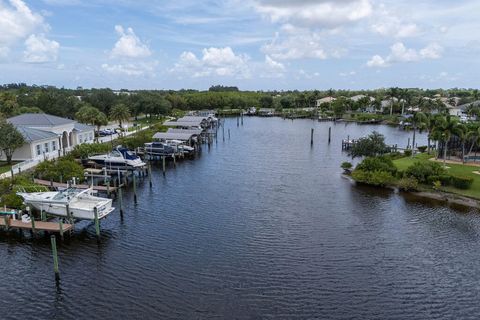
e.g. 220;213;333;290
44;142;49;153
52;141;57;151
36;144;41;156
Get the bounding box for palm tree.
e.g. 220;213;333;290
410;112;427;156
110;103;131;129
432;115;462;167
455;124;468;163
425;114;442;154
466;125;480;162
93;112;108;142
387;87;399;116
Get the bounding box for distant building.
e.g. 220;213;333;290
3;113;94;161
315;96;336;107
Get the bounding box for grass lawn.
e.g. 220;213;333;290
0;161;17;174
393;153;480;200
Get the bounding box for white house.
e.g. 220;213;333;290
3;113;95;162
315;96;336;107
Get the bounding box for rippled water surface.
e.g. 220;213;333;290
1;118;480;320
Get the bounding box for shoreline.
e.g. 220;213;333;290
342;174;480;210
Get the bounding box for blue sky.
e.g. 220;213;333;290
0;0;479;90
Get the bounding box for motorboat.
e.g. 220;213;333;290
166;140;195;155
17;188;114;220
89;145;146;168
144;142;175;157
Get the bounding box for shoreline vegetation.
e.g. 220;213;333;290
343;132;480;210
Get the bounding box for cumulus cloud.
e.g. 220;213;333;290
110;25;151;58
262;30;328;60
254;0;372;29
371;6;420;38
23;34;59;63
260;55;286;78
102;61;157;76
0;0;53;59
367;42;443;68
170;47;251;78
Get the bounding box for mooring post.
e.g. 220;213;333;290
228;129;231;140
94;207;100;238
3;215;9;231
133;173;137;204
66;204;72;225
118;186;124;215
50;235;60;281
310;128;314;145
173;153;176;168
106;180;110;197
222;125;225;142
237;117;239;127
148;163;152;188
328;127;332;144
162;156;166;176
241;114;244;126
59;219;64;240
31;214;36;236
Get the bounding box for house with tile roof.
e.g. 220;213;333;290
2;113;94;162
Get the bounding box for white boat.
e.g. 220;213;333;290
17;188;114;220
166;140;195;155
89;146;146;169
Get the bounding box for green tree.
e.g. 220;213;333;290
349;131;389;158
432;115;462;166
0;120;25;164
110;103;130;128
410;112;427;156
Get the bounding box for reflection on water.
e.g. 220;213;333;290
1;117;480;320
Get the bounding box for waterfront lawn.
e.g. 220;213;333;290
393;154;480;199
0;162;16;174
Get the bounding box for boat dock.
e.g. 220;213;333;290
1;216;73;234
33;178;120;194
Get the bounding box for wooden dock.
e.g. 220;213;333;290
34;179;119;193
0;217;73;233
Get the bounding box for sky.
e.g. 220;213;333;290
0;0;479;90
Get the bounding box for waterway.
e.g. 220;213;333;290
1;117;480;319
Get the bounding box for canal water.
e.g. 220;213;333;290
1;117;480;320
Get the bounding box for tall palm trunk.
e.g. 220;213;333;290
427;135;431;154
443;139;449;167
411;125;416;157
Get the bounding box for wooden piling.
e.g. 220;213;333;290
173;153;176;168
94;207;100;238
228;129;231;140
3;215;9;231
133;173;137;204
106;180;110;197
328;127;331;144
241;115;244;126
148;163;152;188
310;128;314;145
59;219;64;240
237;117;239;127
31;215;36;236
66;204;72;224
222;125;225;142
118;186;124;215
162;156;166;176
50;235;60;281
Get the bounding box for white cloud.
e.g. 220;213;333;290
367;42;443;68
371;6;420;38
0;0;50;55
110;25;151;58
261;55;286;78
254;0;372;29
419;43;443;59
366;54;388;68
262;29;328;60
171;47;251;78
102;61;157;76
23;34;59;63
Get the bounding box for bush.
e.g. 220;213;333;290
405;161;446;184
352;169;394;187
355;156;397;175
427;174;451;186
35;158;84;183
404;149;412;157
417;146;427;153
450;175;474;189
397;177;419;191
70;143;111;159
341;162;353;173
